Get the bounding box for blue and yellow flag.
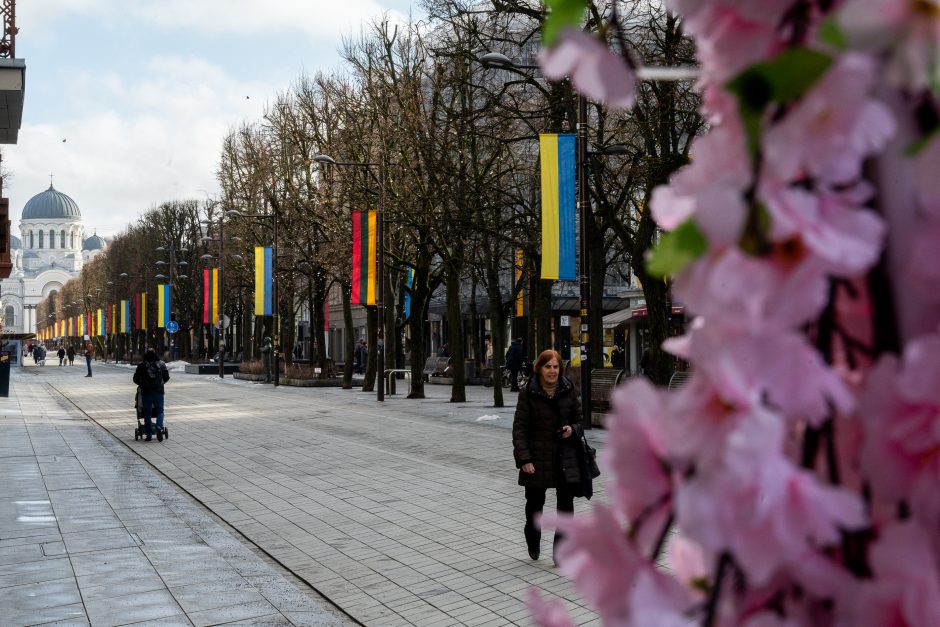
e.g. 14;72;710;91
97;309;104;337
157;284;171;328
539;133;577;281
254;246;273;316
404;266;415;320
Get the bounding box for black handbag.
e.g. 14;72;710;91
582;434;601;479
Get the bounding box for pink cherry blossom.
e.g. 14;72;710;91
539;29;637;110
651;121;751;247
838;0;940;90
843;522;940;627
762;53;895;185
542;503;646;622
678;430;866;585
758;181;886;276
603;379;673;549
627;568;695;626
859;334;940;508
527;589;576;627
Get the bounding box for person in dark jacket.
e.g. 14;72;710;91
512;349;585;564
66;345;75;366
505;338;525;391
133;348;171;442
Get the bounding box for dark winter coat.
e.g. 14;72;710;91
512;375;585;492
133;356;170;395
505;342;524;370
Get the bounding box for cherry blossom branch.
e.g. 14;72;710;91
649;510;675;562
702;553;732;627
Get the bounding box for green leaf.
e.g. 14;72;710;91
543;0;586;46
818;17;848;50
726;48;833;158
646;220;708;279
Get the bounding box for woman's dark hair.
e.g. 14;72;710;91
533;349;564;379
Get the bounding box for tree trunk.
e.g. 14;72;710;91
341;280;354;389
406;261;431;399
446;264;466;403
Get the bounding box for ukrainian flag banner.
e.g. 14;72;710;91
97;309;104;337
138;293;147;330
204;267;219;324
351;211;377;306
404;266;414;320
120;300;128;333
157;284;171;328
539;133;577;281
254;247;273;316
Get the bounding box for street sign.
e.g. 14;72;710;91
560;315;570;327
218;314;230;329
166;321;180;334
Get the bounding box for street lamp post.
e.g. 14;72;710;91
480;52;593;430
201;209;239;379
312;154;386;402
155;245;189;361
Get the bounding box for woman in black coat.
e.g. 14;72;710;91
512;349;584;563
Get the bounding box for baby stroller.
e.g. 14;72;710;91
133;387;168;441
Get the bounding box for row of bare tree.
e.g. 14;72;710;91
39;1;702;406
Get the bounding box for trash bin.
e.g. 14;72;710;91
0;353;10;397
464;358;476;379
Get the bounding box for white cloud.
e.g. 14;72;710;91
5;55;271;236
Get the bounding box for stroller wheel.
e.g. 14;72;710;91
163;427;168;440
134;429;139;440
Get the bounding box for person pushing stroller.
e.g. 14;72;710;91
133;348;170;441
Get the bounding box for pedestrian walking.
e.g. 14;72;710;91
66;345;75;366
354;339;367;375
133;348;170;441
83;340;95;377
505;338;525;391
511;349;587;565
57;346;65;366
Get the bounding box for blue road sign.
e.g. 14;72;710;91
166;321;180;334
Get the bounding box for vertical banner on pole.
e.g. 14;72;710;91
204;268;219;325
351;211;377;306
515;249;530;317
140;293;147;330
539;133;577;281
404;266;414;320
98;309;104;337
157;284;171;328
254;247;273;316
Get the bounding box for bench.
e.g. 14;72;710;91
433;357;453;377
590;368;625;413
668;370;692;390
422;356;438;382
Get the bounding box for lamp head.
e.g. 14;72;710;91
479;52;514;69
312;154;336;166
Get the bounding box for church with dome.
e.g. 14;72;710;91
1;184;108;334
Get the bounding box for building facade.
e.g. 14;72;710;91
0;184;107;334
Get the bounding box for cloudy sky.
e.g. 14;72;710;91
6;0;417;237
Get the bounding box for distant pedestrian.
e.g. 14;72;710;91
484;336;493;368
640;348;652;380
133;348;170;442
512;349;587;565
354;340;367;375
83;340;95;377
57;346;66;366
66;345;75;366
611;345;625;370
505;338;525;391
260;337;273;382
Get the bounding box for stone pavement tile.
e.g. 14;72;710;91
7;603;88;626
187;599;282;627
83;589;187;627
0;542;44;566
61;526;139;554
168;579;271;614
283;609;345;626
0;556;73;589
0;578;83;623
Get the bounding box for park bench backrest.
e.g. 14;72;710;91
590;368;625;412
423;356;439;375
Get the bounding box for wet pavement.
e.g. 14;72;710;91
1;365;350;626
6;360;607;626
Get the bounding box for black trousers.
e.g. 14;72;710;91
524;484;574;554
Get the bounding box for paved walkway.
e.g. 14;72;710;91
10;361;606;626
1;365;350;626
